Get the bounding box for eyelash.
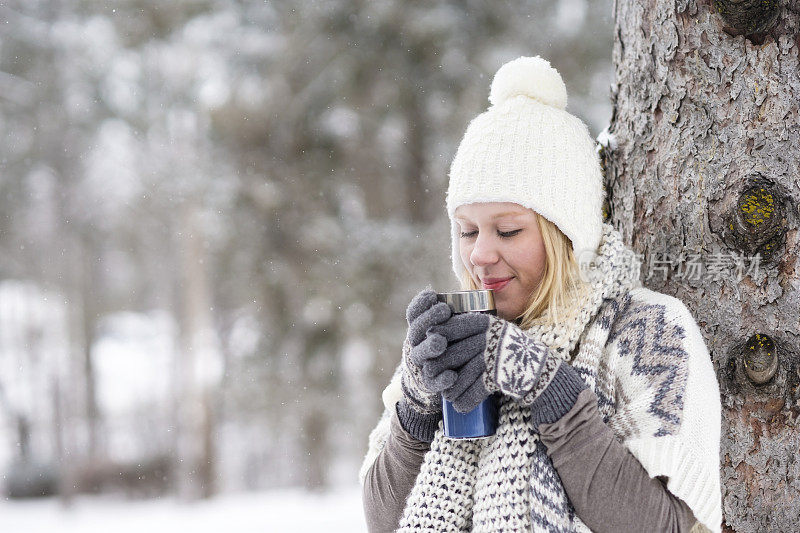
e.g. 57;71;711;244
459;229;522;239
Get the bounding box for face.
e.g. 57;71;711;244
455;202;546;321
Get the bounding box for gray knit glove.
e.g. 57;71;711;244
424;313;570;413
421;312;491;413
395;289;454;442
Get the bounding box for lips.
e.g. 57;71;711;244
481;277;513;291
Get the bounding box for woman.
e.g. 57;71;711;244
359;56;722;533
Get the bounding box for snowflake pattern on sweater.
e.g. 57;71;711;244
568;293;689;438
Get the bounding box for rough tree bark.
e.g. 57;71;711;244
605;0;800;531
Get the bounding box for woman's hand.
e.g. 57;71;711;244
396;290;454;441
424;314;560;412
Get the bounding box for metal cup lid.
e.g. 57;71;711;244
436;289;495;314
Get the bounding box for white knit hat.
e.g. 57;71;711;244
446;56;604;282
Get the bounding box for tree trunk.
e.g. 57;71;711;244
607;1;800;531
79;230;102;461
173;200;221;500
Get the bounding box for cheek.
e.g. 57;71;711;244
459;243;472;266
515;245;545;280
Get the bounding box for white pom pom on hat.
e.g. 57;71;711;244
488;56;568;110
446;55;605;283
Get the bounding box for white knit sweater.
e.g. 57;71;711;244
360;224;722;532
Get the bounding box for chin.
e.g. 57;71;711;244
493;296;514;317
496;308;513;321
496;301;523;321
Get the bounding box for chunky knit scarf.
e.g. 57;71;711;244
360;223;722;532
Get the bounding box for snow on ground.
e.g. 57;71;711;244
0;486;366;532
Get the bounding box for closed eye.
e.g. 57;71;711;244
459;229;522;239
499;229;522;239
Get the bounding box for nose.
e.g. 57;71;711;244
469;232;499;267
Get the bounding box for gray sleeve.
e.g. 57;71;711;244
536;387;698;533
361;405;431;533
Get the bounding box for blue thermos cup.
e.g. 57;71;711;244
436;290;498;439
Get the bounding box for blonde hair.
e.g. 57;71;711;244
459;212;592;330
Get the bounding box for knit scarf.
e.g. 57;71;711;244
360;223;722;532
